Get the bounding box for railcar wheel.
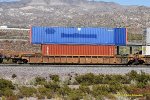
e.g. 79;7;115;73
0;59;3;63
127;60;134;65
138;60;145;65
22;59;28;64
16;60;22;64
127;60;145;65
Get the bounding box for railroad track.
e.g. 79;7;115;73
0;64;150;67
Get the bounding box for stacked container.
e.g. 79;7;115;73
142;28;150;55
30;26;127;56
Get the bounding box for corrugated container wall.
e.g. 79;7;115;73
114;28;127;45
42;45;115;56
146;28;150;45
142;46;150;55
31;26;127;46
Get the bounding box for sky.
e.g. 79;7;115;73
96;0;150;7
0;0;20;2
0;0;150;7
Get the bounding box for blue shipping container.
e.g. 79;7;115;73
30;26;126;46
114;28;127;45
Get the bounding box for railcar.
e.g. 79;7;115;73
0;26;149;65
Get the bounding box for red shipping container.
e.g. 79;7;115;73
42;45;115;56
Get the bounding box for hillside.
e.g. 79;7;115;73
0;0;149;29
0;0;149;52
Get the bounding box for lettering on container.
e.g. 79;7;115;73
45;28;56;34
61;33;97;38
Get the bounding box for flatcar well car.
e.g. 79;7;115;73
26;26;131;64
0;26;147;65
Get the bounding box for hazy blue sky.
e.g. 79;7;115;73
0;0;20;2
96;0;150;6
0;0;149;7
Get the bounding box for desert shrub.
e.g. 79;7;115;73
44;82;60;92
95;95;104;100
136;71;150;88
75;73;95;85
75;73;131;85
111;75;129;84
49;74;60;82
38;86;50;94
126;71;150;88
79;85;91;94
93;74;104;84
68;89;83;100
36;94;45;99
126;70;139;81
35;77;46;85
0;79;15;90
137;82;147;88
46;93;53;99
19;86;37;97
58;85;71;96
12;74;17;79
102;75;112;84
37;86;52;99
92;85;110;97
1;96;6;100
108;80;123;93
123;85;137;94
3;88;14;97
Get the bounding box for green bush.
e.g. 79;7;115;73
137;82;147;88
102;75;112;84
68;89;83;100
12;74;17;79
93;74;104;84
111;75;129;84
36;94;45;99
126;70;139;81
44;82;60;92
0;79;15;90
58;85;71;96
49;74;60;82
19;86;37;97
75;73;95;85
92;85;109;97
35;77;46;85
46;93;53;99
38;86;51;95
108;81;123;93
79;85;91;94
136;71;150;86
75;73;131;85
37;86;52;99
95;95;103;100
123;85;136;94
1;96;6;100
3;88;14;97
126;70;150;88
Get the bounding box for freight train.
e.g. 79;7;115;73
0;26;149;65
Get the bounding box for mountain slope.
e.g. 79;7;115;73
0;0;148;52
0;0;150;34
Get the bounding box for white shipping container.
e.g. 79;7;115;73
146;28;150;45
0;26;7;29
142;46;150;55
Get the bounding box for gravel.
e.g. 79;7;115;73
0;65;150;84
